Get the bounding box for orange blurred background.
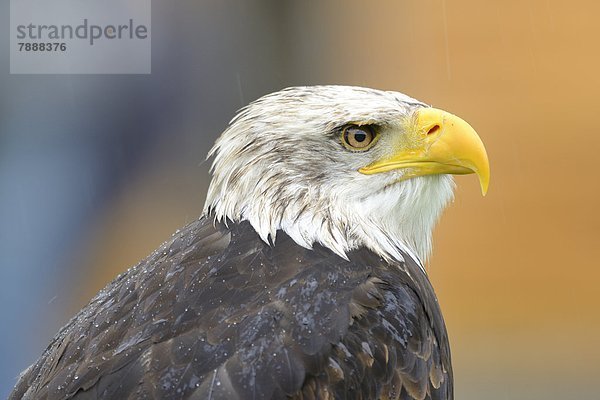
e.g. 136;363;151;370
2;1;599;398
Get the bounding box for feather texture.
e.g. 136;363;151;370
204;86;455;263
10;217;452;400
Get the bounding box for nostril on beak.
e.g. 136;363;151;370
426;124;441;136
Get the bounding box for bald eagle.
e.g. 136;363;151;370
10;86;489;400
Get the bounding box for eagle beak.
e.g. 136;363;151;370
359;108;490;195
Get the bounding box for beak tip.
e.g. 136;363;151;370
478;173;490;196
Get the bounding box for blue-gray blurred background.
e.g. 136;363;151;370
2;1;600;399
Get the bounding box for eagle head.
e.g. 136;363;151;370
204;86;489;264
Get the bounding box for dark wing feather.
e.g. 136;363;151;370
10;217;452;400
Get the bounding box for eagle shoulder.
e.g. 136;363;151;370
10;217;452;400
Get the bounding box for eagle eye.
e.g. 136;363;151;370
341;125;377;151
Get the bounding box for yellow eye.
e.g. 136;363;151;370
341;125;377;151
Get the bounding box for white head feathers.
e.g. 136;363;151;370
203;86;455;266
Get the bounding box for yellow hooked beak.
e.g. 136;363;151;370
359;108;490;195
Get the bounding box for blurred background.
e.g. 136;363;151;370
1;0;599;398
